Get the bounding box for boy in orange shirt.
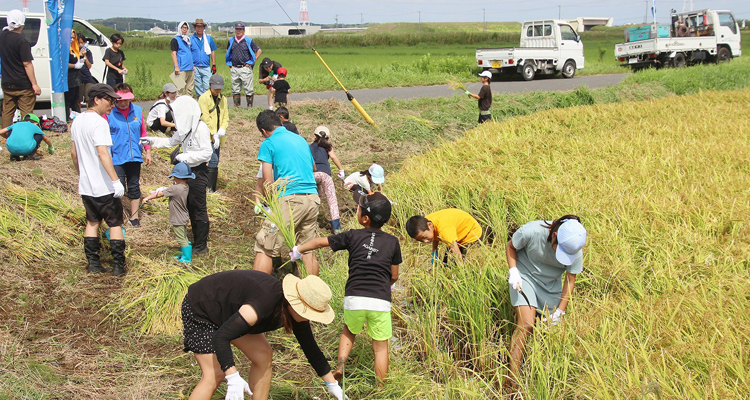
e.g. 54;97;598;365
405;208;482;265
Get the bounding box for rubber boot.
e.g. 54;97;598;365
177;245;192;263
110;239;127;277
207;167;219;193
330;219;342;233
192;221;210;255
84;237;107;274
233;95;242;108
246;95;254;109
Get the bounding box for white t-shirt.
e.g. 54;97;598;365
71;112;114;197
146;99;169;127
344;171;370;191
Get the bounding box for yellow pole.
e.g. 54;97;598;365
312;48;379;129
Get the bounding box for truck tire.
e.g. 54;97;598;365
672;53;686;68
715;47;731;63
522;63;535;81
561;60;576;78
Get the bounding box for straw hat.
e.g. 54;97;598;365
282;275;335;324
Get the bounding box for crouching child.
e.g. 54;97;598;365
142;162;194;262
290;191;402;386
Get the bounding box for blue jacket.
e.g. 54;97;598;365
108;104;145;165
190;33;217;67
225;37;256;67
173;36;194;71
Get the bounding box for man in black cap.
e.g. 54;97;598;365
70;84;128;277
224;22;262;108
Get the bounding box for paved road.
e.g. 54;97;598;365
31;73;630;115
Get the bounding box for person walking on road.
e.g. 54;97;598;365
104;83;151;227
190;19;217;98
0;10;42;129
198;74;228;193
466;70;493;124
505;215;587;388
141;96;213;255
70;84;127;277
225;22;261;108
102;33;127;87
181;271;345;400
172;21;195;97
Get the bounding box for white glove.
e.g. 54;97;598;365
338;169;345;180
150;186;167;194
140;137;154;146
112;180;125;198
74;60;85;69
213;128;226;150
224;372;252;400
289;245;303;261
542;309;566;326
174;153;187;162
508;267;523;292
325;381;348;400
122;68;129;75
254;204;270;214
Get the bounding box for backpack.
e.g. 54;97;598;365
41;116;68;133
149;101;175;133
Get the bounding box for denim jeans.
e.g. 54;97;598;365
208;146;220;168
194;66;211;98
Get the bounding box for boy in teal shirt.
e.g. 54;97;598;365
0;113;54;161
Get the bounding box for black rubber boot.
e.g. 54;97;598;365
207;167;219;193
233;95;242;108
246;95;254;109
84;237;107;273
110;239;127;277
192;221;210;255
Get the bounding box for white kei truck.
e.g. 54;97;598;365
476;20;585;81
0;11;112;103
614;9;741;69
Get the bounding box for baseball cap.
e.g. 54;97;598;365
234;22;245;29
209;74;225;89
555;219;587;265
314;126;330;138
260;58;272;69
115;91;135;100
368;163;385;184
163;83;178;93
168;162;196;179
88;83;121;100
24;114;40;124
277;67;287;76
352;190;392;225
479;70;492;79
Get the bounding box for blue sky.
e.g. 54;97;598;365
3;0;748;26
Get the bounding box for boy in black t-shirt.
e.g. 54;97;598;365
290;191;401;386
271;67;290;110
466;70;493;123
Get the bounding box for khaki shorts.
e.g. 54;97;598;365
254;194;320;257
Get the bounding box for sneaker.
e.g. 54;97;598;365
129;219;141;227
10;155;21;162
26;154;41;161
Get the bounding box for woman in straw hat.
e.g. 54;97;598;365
181;270;346;400
505;215;587;389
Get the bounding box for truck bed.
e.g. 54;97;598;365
615;36;717;58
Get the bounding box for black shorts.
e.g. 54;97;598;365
81;194;124;227
182;297;218;354
478;113;492;124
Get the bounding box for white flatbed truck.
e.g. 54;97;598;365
614;9;741;69
476;20;585;81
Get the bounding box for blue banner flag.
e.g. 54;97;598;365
46;0;75;93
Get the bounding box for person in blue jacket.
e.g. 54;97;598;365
225;22;262;108
171;21;195;97
189;18;217;98
105;83;151;227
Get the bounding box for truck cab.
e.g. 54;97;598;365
0;12;111;103
476;20;585;81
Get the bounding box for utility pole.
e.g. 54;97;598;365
558;5;561;20
114;23;117;31
483;9;486;32
361;13;364;26
418;11;421;34
128;22;131;32
335;14;338;32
